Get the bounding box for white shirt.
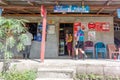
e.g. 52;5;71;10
24;32;33;45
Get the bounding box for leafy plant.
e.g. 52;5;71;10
0;17;28;73
1;70;37;80
75;73;120;80
76;74;88;80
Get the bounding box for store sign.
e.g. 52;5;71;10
117;9;120;18
54;5;90;13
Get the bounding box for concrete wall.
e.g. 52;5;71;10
4;16;114;59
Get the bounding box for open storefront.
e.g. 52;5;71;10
0;0;120;59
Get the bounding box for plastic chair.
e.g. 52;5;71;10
107;44;120;59
84;41;94;58
95;42;106;59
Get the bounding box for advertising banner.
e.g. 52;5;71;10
88;31;96;41
95;22;102;31
74;22;81;40
101;22;110;31
47;25;55;34
88;22;96;30
95;22;110;31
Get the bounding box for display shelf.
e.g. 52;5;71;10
59;39;65;55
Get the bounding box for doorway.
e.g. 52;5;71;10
59;23;73;56
26;23;38;40
114;23;120;47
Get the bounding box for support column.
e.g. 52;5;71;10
40;5;47;62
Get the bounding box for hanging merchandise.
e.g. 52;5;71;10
34;22;48;42
38;24;42;41
33;23;42;42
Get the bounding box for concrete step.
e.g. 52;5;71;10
35;78;74;80
37;67;75;78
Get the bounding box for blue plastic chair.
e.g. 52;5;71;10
84;41;94;58
95;42;106;59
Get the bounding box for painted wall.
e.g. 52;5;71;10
3;16;114;59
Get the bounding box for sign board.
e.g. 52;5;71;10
0;8;2;16
54;5;90;13
117;9;120;18
47;25;55;34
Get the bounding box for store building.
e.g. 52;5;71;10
0;0;120;59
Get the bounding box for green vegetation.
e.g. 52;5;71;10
0;70;37;80
75;73;120;80
0;17;36;80
0;65;37;80
0;17;28;73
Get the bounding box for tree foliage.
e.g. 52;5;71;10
0;17;29;73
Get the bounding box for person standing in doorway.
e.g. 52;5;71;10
66;32;73;57
23;30;33;59
75;26;87;60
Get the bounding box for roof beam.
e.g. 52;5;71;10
44;0;113;1
13;8;34;13
0;0;8;5
97;0;112;14
4;9;18;13
21;9;33;13
1;5;120;9
2;13;112;17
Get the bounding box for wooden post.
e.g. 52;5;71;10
40;5;46;62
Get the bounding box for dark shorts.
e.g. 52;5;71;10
75;41;84;49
